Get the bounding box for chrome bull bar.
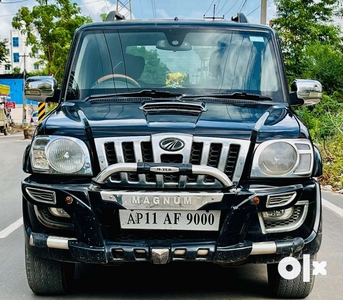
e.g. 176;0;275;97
90;162;234;190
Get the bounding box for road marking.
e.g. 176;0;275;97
322;198;343;219
0;217;23;238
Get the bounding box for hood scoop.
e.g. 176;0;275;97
140;101;207;115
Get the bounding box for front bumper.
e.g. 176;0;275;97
22;164;322;265
27;230;306;265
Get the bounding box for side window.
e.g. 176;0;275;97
13;37;19;47
5;65;11;71
71;32;123;96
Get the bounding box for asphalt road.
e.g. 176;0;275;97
0;133;342;300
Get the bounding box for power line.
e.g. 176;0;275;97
204;0;216;16
222;0;241;16
151;0;156;18
102;0;110;12
246;5;261;17
239;0;248;12
216;0;230;14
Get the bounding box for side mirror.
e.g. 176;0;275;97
289;79;322;106
25;76;58;103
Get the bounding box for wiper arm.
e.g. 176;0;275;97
85;90;185;101
195;92;272;101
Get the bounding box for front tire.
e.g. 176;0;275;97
267;255;316;298
25;244;75;295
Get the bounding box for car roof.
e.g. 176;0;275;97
77;18;274;35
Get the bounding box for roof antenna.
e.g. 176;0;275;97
203;4;224;21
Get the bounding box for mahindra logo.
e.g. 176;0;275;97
160;138;185;151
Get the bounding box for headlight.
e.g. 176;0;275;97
259;142;296;175
30;136;92;175
251;140;313;177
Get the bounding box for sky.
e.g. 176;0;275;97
0;0;278;40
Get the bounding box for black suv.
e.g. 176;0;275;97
22;12;323;298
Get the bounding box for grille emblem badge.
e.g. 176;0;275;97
160;138;185;151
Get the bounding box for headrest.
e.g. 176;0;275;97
124;54;145;80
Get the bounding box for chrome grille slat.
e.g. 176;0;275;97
94;134;250;187
26;187;56;204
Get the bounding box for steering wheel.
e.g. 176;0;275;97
95;74;141;88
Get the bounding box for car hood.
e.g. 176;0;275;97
39;101;307;142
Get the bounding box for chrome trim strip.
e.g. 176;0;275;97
101;190;224;210
266;191;297;208
150;166;180;173
250;241;277;255
313;182;322;233
30;234;75;250
29;234;34;246
26;187;56;204
141;102;207;114
34;206;72;229
47;236;71;250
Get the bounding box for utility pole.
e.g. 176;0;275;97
260;0;267;25
20;53;28;125
115;0;132;19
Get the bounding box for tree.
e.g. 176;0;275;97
12;0;92;82
126;46;170;85
302;43;343;95
0;39;8;65
13;67;21;74
272;0;342;80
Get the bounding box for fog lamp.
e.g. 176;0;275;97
262;207;294;221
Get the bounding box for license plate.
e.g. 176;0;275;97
119;210;221;231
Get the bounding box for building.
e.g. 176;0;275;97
0;28;43;124
0;28;44;75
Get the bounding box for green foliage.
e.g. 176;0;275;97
295;94;343;189
0;39;8;65
12;0;92;83
302;43;343;94
100;13;107;21
318;134;343;190
126;46;170;84
296;94;343;141
13;67;21;74
272;0;342;78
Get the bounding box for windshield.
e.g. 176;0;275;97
66;27;283;101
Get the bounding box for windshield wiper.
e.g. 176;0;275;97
85;90;185;101
195;92;272;101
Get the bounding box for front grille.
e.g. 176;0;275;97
95;134;250;188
